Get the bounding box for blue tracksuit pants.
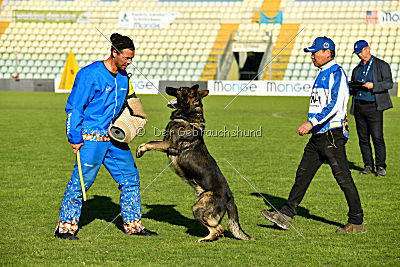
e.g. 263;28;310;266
56;140;143;234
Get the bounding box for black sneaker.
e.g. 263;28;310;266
54;229;79;240
360;166;373;175
376;167;386;177
132;228;158;236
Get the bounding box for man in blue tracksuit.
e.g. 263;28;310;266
55;33;157;240
262;37;365;233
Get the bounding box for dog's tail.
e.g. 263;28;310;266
226;197;253;240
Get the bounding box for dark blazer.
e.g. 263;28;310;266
350;55;393;115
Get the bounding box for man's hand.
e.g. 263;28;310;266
363;82;373;90
70;143;83;154
297;121;313;136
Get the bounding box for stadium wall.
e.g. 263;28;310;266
0;79;54;92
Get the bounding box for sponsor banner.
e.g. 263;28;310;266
378;11;400;24
232;42;267;52
119;11;179;29
367;10;400;24
55;79;160;94
298;0;387;1
207;80;314;96
131;79;160;94
15;10;90;23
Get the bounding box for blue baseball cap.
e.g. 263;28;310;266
353;40;369;54
304;36;335;53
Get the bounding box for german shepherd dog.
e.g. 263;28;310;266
136;85;253;242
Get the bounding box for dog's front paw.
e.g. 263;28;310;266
136;143;147;158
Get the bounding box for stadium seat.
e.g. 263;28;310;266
0;0;397;83
136;62;145;69
21;66;30;74
175;62;182;69
171;69;179;76
1;66;8;74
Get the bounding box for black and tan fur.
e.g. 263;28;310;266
136;85;252;242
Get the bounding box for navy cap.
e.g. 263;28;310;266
304;36;335;53
353;40;369;54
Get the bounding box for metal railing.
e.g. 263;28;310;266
218;31;235;80
257;34;273;80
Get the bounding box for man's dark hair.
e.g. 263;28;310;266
328;49;335;58
110;33;135;55
321;49;335;59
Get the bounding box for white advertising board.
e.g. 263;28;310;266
55;79;160;94
207;80;314;96
119;11;179;29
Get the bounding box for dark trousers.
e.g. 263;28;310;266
280;128;364;225
354;100;386;169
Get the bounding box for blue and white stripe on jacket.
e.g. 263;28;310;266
307;60;349;136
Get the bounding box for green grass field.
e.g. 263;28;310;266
1;91;399;266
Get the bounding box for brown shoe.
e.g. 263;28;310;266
375;167;386;177
261;210;292;230
359;166;373;175
336;223;366;233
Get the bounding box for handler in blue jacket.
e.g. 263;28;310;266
55;33;157;240
262;37;365;234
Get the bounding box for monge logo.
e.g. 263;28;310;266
213;81;257;93
381;11;400;23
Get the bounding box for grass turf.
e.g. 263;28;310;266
0;91;399;265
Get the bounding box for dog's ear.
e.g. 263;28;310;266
191;84;199;90
199;90;209;98
166;87;178;97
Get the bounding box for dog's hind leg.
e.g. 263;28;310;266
196;223;224;243
192;191;225;242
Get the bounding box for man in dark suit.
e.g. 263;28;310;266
349;40;393;177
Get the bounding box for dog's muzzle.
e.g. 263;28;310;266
108;98;148;144
167;98;177;109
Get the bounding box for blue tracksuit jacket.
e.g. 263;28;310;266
65;61;130;144
308;59;350;137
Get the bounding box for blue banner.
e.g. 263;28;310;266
259;11;282;24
